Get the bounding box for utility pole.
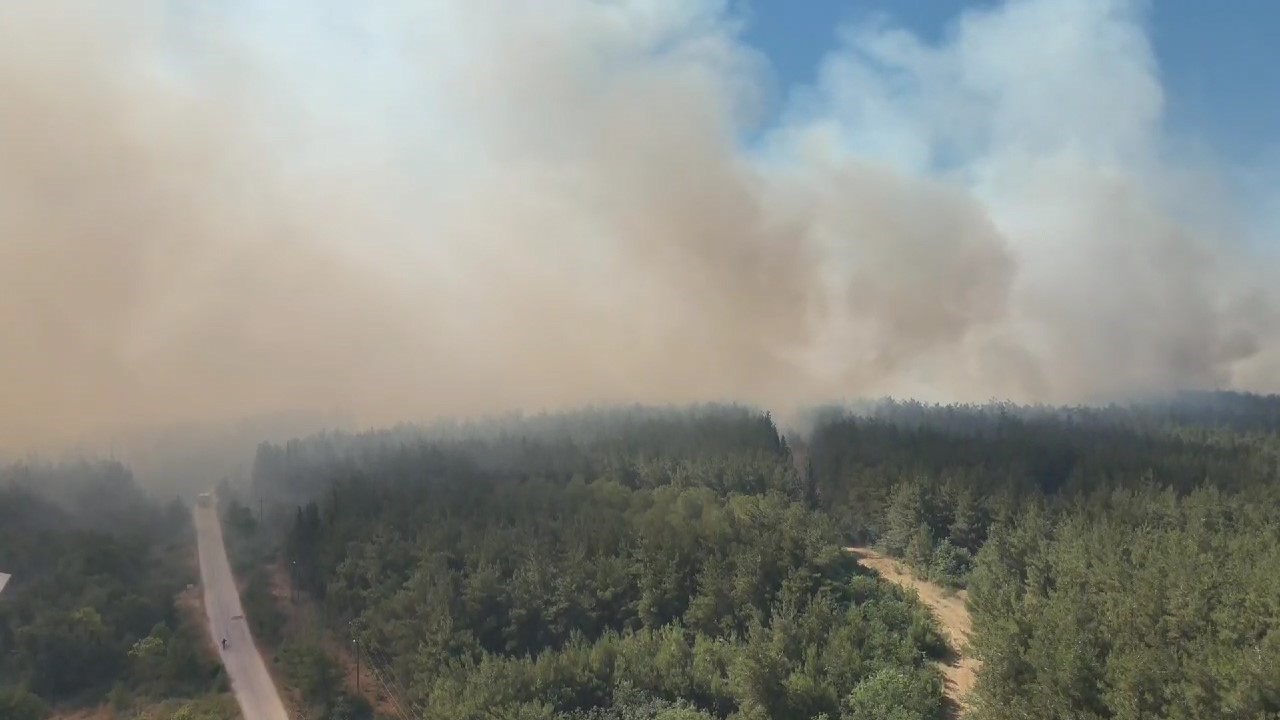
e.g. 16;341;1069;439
350;620;362;692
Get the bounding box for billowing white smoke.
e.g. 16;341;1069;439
776;0;1277;402
0;0;1275;449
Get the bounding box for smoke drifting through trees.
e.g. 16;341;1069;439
1;0;1276;450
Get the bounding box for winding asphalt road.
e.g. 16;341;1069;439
195;502;290;720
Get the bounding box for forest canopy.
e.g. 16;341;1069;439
249;393;1280;719
253;405;948;720
5;392;1278;720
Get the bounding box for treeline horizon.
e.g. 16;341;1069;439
6;388;1279;497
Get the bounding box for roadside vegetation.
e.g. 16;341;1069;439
219;490;376;720
0;462;235;720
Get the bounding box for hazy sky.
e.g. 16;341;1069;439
1;0;1277;450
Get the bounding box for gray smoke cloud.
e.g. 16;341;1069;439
1;0;1276;451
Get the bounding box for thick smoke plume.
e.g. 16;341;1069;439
1;0;1276;450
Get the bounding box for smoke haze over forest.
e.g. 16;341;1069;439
2;0;1278;454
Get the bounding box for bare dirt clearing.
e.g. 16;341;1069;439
847;547;979;715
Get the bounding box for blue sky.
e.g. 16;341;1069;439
739;0;1278;163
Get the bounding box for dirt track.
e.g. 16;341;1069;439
847;547;979;714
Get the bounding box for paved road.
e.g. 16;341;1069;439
195;503;289;720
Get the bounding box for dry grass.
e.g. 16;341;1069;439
266;563;403;718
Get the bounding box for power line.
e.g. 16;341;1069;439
362;639;426;719
345;624;422;720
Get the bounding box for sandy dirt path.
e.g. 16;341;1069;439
847;547;979;714
195;502;290;720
